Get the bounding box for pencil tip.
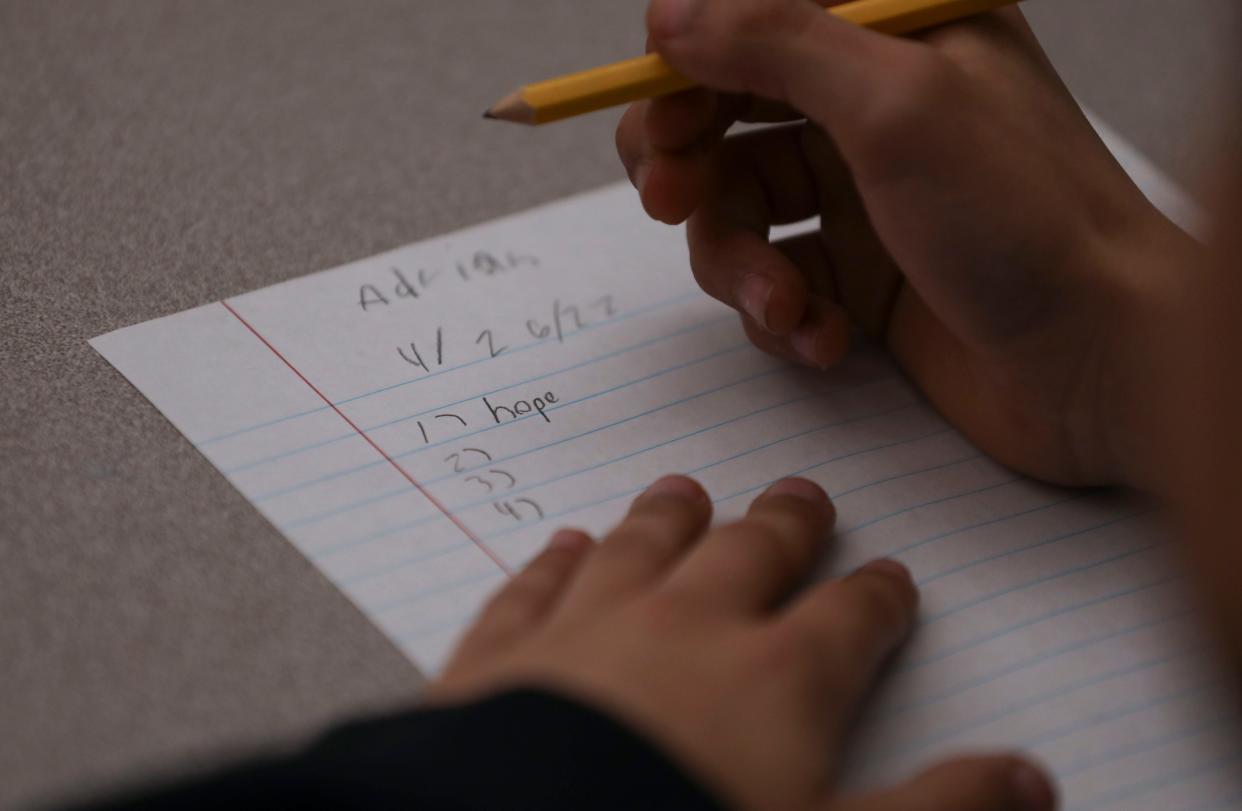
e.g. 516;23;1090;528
483;91;535;125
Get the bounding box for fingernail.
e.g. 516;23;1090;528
1011;761;1056;811
765;477;828;506
792;314;850;370
643;474;706;502
649;0;702;38
547;528;589;550
791;323;827;369
860;558;913;584
737;274;773;331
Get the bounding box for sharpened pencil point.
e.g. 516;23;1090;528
482;90;537;125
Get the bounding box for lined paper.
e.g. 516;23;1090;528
92;124;1238;810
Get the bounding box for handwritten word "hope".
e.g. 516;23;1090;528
482;392;559;424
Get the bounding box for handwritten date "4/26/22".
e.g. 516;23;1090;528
395;295;617;374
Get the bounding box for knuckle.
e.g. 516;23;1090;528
754;493;825;533
718;518;805;576
727;0;804;40
725;0;818;99
710;540;769;585
854;51;959;170
722;518;789;554
629;492;702;527
608;507;698;553
646;90;710;148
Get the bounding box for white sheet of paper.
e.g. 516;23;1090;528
92;122;1238;810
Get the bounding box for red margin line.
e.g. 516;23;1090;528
221;300;514;577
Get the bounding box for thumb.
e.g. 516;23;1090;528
831;754;1058;811
646;0;935;153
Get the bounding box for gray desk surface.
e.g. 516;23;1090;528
3;1;1238;808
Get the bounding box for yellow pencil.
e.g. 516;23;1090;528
486;0;1020;125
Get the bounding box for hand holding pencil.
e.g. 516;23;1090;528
608;0;1196;488
486;0;1022;124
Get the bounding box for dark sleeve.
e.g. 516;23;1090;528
74;688;731;811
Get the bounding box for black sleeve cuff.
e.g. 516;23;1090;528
76;688;731;811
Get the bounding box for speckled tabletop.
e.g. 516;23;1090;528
2;1;1238;808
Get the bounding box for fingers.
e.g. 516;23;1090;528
617;93;718;225
623;120;860;358
740;292;852;370
798;125;906;340
686;124;821;335
646;87;718;152
833;754;1057;811
740;232;851;369
448;529;593;666
560;475;712;611
662;478;834;614
779;558;919;704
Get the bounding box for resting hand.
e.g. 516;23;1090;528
429;476;1055;811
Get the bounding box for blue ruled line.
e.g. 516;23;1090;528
889;611;1186;715
380;446;1002;647
897;647;1195;756
198;287;702;446
364;566;505;615
902;575;1180;672
830;453;985;499
707;429;961;508
1072;750;1242;811
228;309;733;477
332;401;928;583
884;491;1088;559
1060;710;1237;781
916;511;1141;586
282;363;792;528
478;406;938;543
1023;680;1215;752
333;536;470;589
922;542;1162;624
253;336;755;507
282;364;849;531
303;380;837;548
255;339;757;502
837;478;1023;539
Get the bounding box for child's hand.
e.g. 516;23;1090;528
428;476;1055;811
616;0;1200;487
